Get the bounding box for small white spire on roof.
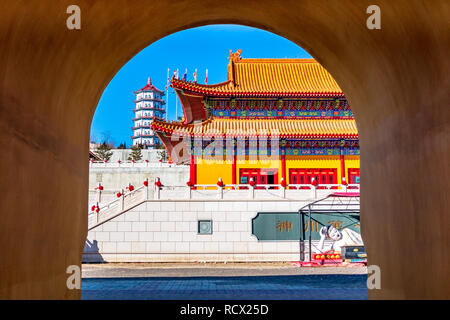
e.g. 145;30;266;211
147;77;151;85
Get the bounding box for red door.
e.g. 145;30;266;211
240;168;278;189
303;169;312;189
289;169;311;189
289;168;337;189
311;170;321;188
265;169;278;189
258;171;267;186
239;169;259;188
319;170;328;189
328;169;338;189
290;170;299;189
348;168;360;189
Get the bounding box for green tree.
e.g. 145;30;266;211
117;142;127;149
128;145;143;161
157;148;168;162
95;142;113;161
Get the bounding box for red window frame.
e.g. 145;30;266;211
348;168;360;188
289;168;337;189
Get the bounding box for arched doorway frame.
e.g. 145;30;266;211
0;1;448;299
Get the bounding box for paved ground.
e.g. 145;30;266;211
82;274;368;300
81;263;368;300
82;262;367;278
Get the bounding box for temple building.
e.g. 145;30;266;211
131;77;166;148
152;50;360;186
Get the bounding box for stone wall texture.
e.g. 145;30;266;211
84;200;325;263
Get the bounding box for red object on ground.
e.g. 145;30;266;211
116;192;122;197
330;192;360;197
312;253;341;260
291;261;323;267
143;180;148;187
128;185;134;191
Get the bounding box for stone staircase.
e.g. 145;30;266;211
88;185;149;230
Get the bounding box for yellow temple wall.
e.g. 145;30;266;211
236;156;281;169
196;156;233;185
286;155;339;183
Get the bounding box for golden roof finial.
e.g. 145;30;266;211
228;49;242;63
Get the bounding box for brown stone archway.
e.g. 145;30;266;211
0;1;448;299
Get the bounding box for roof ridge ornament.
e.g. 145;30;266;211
229;49;242;63
148;77;152;85
228;49;242;87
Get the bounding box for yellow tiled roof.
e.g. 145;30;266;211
171;58;343;96
152;117;357;139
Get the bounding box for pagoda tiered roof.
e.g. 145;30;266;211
134;77;165;94
152;117;357;139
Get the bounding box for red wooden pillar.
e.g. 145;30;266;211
190;153;196;186
281;148;286;184
232;152;237;185
340;148;346;184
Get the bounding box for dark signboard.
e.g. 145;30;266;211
252;213;301;241
252;212;360;241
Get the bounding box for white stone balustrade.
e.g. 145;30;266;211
88;183;359;230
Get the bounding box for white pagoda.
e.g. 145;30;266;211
131;77;166;148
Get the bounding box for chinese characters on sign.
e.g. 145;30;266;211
276;220;292;233
276;219;356;234
304;220;319;233
252;212;360;241
327;220;344;230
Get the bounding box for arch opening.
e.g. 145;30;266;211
85;24;366;300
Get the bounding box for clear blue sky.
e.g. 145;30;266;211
90;25;312;147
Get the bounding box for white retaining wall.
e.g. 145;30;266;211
89;165;189;193
83;199;332;263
